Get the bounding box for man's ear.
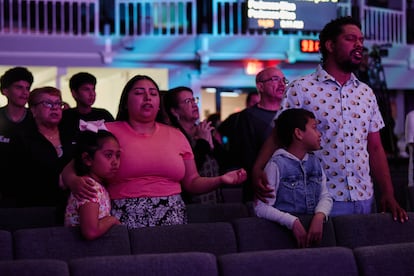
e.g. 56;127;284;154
325;39;334;54
294;128;304;141
70;89;78;100
256;82;264;94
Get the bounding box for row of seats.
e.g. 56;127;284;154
1;243;414;276
0;203;253;231
1;212;414;261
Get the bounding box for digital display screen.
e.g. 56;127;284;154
247;0;338;31
299;39;320;53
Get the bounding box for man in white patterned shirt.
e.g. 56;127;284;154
253;16;408;222
405;110;414;188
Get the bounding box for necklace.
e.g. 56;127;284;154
44;133;58;140
41;130;59;141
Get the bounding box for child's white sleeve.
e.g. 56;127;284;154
254;158;298;229
405;111;414;144
314;166;333;218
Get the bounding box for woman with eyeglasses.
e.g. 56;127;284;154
61;76;247;229
12;86;74;221
163;86;232;204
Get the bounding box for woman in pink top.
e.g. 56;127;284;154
63;75;247;229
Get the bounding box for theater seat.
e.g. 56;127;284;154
218;247;358;276
0;207;59;231
186;203;250;223
129;222;237;256
69;252;218;276
0;259;69;276
354;242;414;276
232;215;336;252
13;225;130;261
0;230;13;260
333;212;414;248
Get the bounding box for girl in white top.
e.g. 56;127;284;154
64;128;121;240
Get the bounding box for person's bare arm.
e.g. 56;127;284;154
181;159;247;194
252;127;279;202
79;202;121;240
368;131;408;222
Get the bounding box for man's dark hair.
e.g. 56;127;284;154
0;67;34;91
69;72;97;91
276;108;316;148
319;16;362;63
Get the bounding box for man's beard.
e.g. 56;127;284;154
339;59;361;73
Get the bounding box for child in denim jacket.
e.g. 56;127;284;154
254;108;332;248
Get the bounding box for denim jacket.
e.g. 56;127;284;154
254;149;332;229
272;151;322;214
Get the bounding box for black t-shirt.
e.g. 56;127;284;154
233;105;277;202
0;106;36;205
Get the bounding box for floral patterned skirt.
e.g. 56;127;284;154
111;194;187;229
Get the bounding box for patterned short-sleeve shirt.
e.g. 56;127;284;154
64;177;112;226
278;65;384;202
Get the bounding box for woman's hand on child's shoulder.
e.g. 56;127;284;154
73;177;98;201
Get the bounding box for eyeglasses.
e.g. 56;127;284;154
259;76;289;84
181;97;199;105
35;101;65;109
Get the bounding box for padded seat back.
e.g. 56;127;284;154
13;225;131;261
354;242;414;276
186;203;250;223
0;207;59;231
218;247;358;276
70;252;218;276
0;230;13;260
0;259;69;276
233;215;336;252
333;212;414;248
129;222;237;256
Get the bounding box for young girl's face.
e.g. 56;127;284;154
89;137;121;183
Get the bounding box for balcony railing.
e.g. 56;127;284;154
0;0;100;36
362;5;406;45
114;0;196;36
0;0;408;46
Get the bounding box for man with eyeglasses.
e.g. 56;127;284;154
0;67;36;206
233;67;287;202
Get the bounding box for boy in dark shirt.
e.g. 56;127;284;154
0;67;35;206
60;72;114;144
